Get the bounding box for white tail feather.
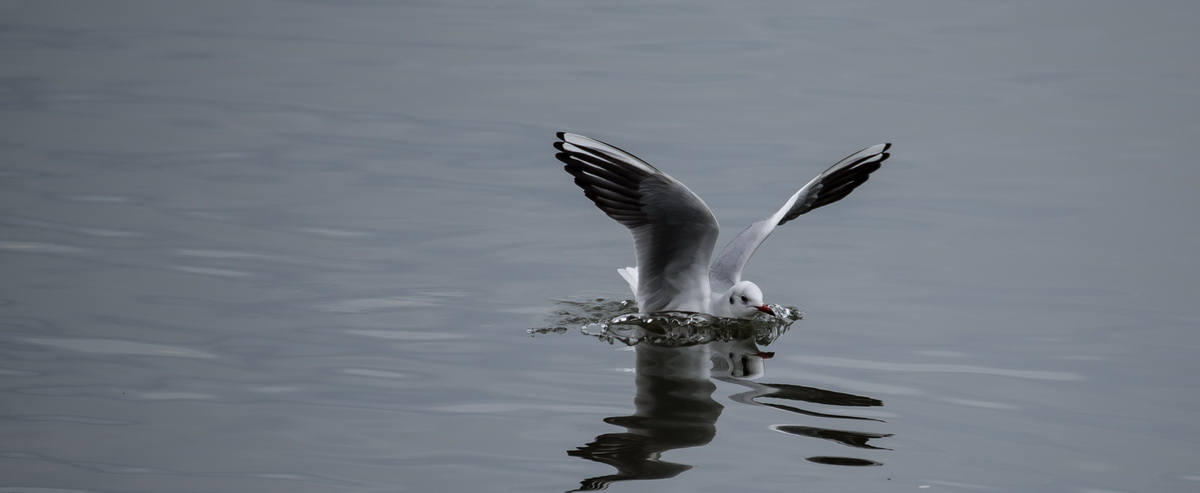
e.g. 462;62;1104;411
617;267;639;297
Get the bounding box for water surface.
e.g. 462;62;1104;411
2;1;1199;492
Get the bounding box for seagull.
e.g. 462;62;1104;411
554;132;890;320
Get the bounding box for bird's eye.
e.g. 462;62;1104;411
729;296;735;304
740;295;748;303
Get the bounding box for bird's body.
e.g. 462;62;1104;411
555;132;890;319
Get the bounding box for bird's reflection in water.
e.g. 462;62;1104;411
720;376;891;468
533;302;889;492
567;343;722;490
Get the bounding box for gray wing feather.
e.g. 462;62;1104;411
709;143;891;292
556;133;719;313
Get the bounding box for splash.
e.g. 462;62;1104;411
530;298;802;348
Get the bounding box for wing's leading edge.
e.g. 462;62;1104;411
709;143;891;292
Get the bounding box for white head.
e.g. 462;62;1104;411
725;281;776;319
710;339;775;379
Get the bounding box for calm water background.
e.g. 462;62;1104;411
2;1;1198;492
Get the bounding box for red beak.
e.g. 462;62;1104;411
756;304;775;316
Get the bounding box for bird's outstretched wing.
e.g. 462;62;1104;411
709;143;891;292
556;132;719;313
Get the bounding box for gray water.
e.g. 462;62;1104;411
2;1;1198;492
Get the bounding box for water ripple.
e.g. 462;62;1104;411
55;193;140;204
343;329;464;341
317;292;463;313
294;226;371;238
940;397;1020;410
0;367;41;377
0;487;95;493
17;414;138;426
0;214;146;239
170;265;254;278
12;336;218;359
327;367;410;379
0;450;352;486
16;385;215;401
0;240;88;255
618;39;779;55
797;355;1083;381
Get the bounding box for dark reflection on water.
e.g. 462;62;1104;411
568;344;722;491
535;301;889;492
806;456;883;467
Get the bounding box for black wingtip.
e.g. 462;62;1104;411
554;152;573;167
774;142;893;226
